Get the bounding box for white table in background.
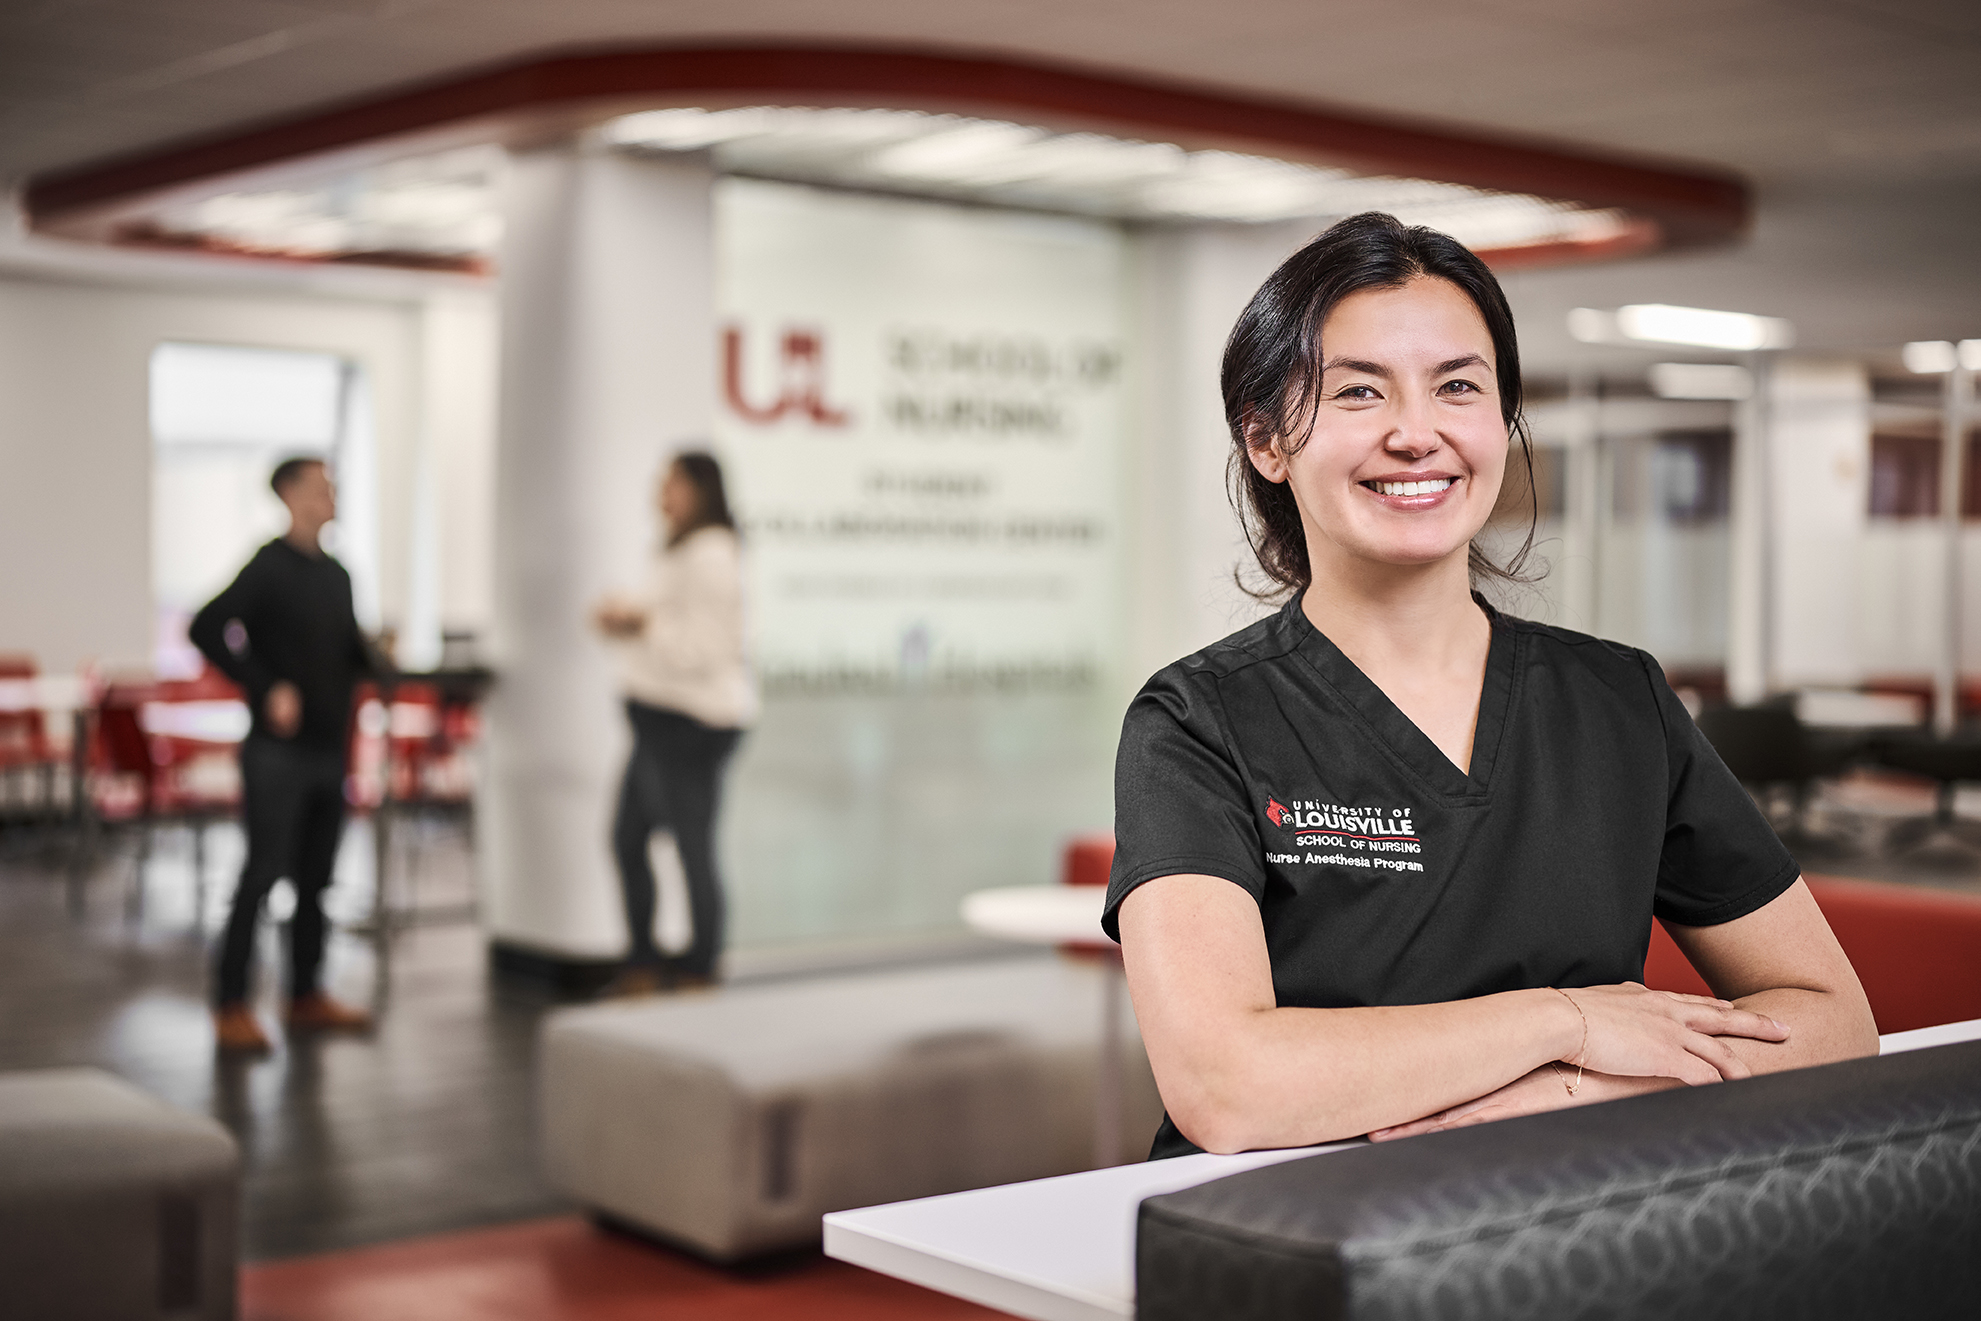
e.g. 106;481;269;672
0;675;91;716
0;675;94;819
826;1017;1981;1321
961;885;1124;1166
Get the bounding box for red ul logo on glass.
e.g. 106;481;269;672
722;324;851;426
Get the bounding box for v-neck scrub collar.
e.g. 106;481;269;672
1285;592;1517;802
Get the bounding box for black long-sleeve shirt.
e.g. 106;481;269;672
189;538;381;751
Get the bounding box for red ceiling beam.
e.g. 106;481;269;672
23;44;1747;250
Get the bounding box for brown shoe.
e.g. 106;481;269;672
600;965;667;999
285;992;373;1032
214;1004;273;1055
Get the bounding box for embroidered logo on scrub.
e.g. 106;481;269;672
1264;797;1425;873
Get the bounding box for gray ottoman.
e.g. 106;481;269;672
0;1068;239;1321
540;955;1162;1260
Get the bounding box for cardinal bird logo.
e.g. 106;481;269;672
1266;798;1292;828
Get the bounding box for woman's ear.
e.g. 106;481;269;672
1243;416;1289;485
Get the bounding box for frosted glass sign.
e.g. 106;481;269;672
714;179;1123;691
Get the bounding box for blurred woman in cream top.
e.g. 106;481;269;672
594;451;755;992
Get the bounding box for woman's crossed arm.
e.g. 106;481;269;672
1118;874;1874;1153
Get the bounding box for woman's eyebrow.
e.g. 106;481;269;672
1319;353;1492;378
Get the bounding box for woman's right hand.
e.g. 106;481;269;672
1560;982;1789;1085
591;600;646;638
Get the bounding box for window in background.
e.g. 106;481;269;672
1869;434;1939;517
1866;432;1981;518
1649;430;1732;524
149;343;377;677
1598;429;1733;668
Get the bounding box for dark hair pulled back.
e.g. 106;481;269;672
1222;211;1536;599
666;449;736;546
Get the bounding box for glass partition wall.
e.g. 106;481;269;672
1482;384;1737;703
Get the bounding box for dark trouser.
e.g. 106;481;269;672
612;701;742;979
215;736;348;1007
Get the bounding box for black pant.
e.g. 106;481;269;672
612;702;742;978
215;736;347;1007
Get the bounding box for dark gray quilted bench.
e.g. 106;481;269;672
1138;1041;1981;1321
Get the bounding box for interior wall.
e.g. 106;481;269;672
1121;220;1315;693
418;290;501;647
0;271;425;674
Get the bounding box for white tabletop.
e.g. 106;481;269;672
825;1142;1355;1321
141;700;250;743
826;1016;1981;1321
0;675;91;714
963;885;1112;946
1794;688;1925;728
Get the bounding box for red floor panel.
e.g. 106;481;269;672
241;1216;1006;1321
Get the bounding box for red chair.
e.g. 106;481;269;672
354;679;483;936
0;653;58;815
1059;833;1118;957
1645;874;1981;1034
1062;833;1116;890
88;669;245;923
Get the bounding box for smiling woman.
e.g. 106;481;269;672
1224;213;1537;599
1104;212;1879;1160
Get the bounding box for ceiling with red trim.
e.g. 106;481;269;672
2;0;1976;194
1;1;1976;356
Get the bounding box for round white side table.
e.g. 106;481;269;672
961;884;1127;1167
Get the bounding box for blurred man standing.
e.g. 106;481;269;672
191;457;384;1054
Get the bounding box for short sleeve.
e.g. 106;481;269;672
1646;656;1800;926
1101;667;1267;940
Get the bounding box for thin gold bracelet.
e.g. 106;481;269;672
1549;987;1587;1095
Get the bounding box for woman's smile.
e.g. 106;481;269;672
1360;472;1461;507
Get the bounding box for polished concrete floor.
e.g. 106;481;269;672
0;815;569;1261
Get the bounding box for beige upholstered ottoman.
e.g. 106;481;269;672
539;955;1162;1260
0;1068;240;1321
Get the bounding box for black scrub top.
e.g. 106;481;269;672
1103;595;1798;1159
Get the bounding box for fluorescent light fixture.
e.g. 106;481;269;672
1649;362;1754;400
869;122;1042;179
595;106;1636;245
1904;341;1957;373
1614;304;1794;351
1905;341;1981;373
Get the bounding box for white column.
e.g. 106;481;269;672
482;141;716;961
1729;357;1871;703
399;291;499;670
423;291;500;647
1725;356;1773;704
1558;369;1603;634
1937;362;1974;732
1768;359;1870;691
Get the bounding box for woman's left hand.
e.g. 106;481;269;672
1368;1067;1677;1141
